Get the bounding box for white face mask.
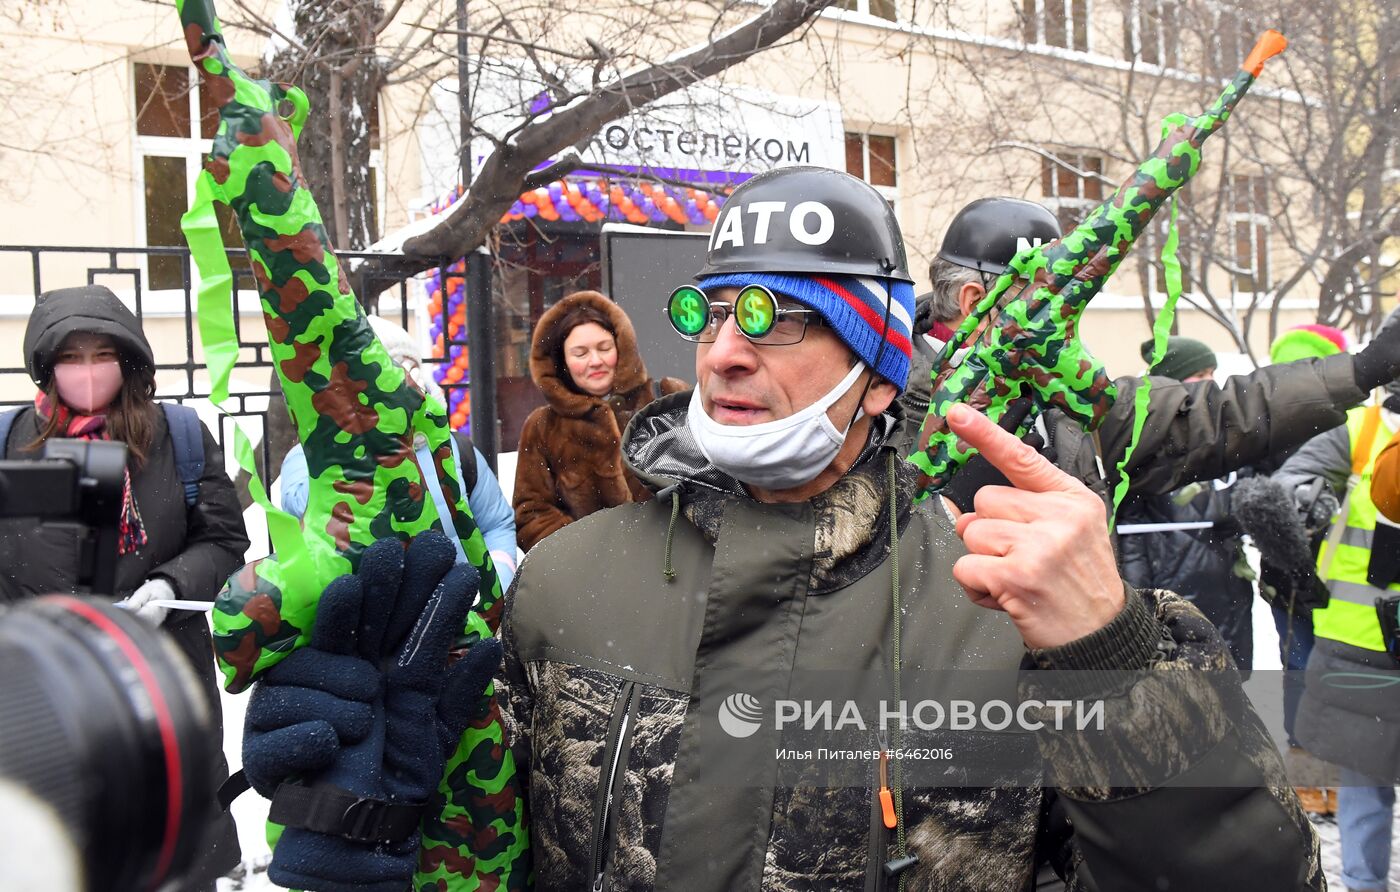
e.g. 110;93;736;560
687;361;867;490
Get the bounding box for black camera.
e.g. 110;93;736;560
0;438;127;596
0;439;222;890
0;595;219;891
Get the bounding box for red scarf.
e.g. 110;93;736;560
35;393;147;555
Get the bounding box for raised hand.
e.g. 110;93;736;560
944;403;1126;649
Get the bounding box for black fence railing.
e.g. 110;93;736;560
0;244;471;497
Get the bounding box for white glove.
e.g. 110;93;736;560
123;578;175;625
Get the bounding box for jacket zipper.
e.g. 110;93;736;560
865;747;891;892
592;680;637;892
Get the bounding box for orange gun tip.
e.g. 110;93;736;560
1243;29;1288;76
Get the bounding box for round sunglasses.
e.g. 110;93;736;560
666;284;823;345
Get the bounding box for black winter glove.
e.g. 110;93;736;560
1353;307;1400;391
241;532;502;892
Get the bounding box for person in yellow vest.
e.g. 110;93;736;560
1276;309;1400;892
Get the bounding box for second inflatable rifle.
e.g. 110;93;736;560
909;30;1289;500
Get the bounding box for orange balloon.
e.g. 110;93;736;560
519;190;536;205
703;202;719;222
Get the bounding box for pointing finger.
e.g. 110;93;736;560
945;403;1078;495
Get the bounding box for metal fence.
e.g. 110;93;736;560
0;244;463;486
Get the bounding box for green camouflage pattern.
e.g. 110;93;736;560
910;64;1270;499
174;0;529;886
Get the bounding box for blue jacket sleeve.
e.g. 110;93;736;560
279;443;310;520
468;447;519;588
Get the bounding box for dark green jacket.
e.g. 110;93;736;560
897;337;1364;506
500;394;1322;891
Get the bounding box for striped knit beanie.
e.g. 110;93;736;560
697;272;916;391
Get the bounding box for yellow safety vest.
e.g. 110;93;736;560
1313;405;1400;651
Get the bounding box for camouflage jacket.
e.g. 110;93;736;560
499;393;1322;891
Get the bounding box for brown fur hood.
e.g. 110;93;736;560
529;290;652;417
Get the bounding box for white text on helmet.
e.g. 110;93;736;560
709;201;836;251
1015;236;1046;254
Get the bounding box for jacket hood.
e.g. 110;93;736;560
25;285;155;386
529;290;651;419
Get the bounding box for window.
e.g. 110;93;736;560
1229;174;1270;292
837;0;898;21
133;62;383;290
134;63;233;290
1206;2;1259;74
1023;0;1090;52
1040;151;1104;232
1123;0;1179;67
845;132;898;203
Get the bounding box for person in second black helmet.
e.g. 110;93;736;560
495;168;1320;890
898;195;1400;521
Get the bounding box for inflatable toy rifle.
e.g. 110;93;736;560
174;0;529;884
910;30;1289;499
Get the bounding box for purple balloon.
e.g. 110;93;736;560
523;203;538;218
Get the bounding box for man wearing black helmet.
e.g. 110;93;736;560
899;196;1400;513
498;169;1321;890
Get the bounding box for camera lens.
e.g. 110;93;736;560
0;596;215;891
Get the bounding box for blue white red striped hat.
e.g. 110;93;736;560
696;272;916;392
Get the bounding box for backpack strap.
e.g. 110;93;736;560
0;406;22;456
415;435;468;565
451;431;478;494
160;403;205;508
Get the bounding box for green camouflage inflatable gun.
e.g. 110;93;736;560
174;0;529;885
910;30;1288;499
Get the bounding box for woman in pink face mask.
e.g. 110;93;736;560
2;284;249;885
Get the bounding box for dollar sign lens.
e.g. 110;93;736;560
668;286;708;336
736;287;775;338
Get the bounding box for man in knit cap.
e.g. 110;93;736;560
497;169;1321;889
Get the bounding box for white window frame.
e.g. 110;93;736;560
845;131;900;213
1203;0;1254;73
828;0;900;24
1040;150;1104;232
132;62;384;293
1228;174;1271;294
1124;0;1179;68
1022;0;1092;53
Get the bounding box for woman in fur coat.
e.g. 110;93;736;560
513;290;687;552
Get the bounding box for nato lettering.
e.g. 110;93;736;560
709;201;837;250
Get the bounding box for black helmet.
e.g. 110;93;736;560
695;166;913;282
936;197;1061;276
